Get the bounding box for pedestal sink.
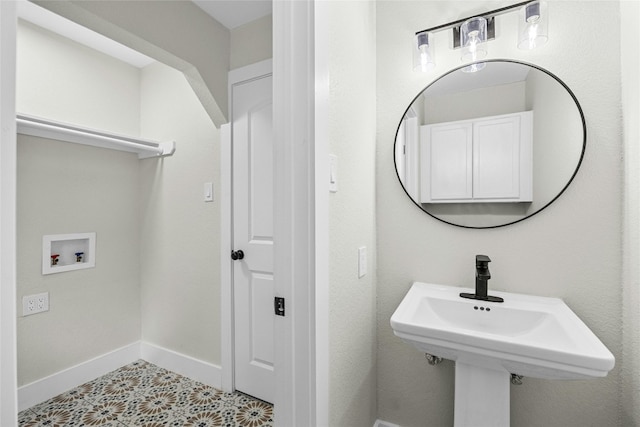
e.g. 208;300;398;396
390;282;615;427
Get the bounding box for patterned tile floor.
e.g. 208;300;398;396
18;359;273;427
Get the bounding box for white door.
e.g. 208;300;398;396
396;111;419;202
404;115;420;202
231;72;275;403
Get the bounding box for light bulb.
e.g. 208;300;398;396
419;48;431;70
518;1;548;49
413;31;435;71
468;34;478;53
461;61;486;73
526;22;539;48
460;17;487;63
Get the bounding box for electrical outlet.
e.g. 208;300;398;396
22;292;49;316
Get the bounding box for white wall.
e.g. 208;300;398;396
139;62;220;365
377;1;622;426
327;1;378;426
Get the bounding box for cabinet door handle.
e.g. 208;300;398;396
231;250;244;261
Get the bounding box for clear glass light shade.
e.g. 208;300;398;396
413;31;435;71
461;62;487;73
460;17;488;63
518;1;548;50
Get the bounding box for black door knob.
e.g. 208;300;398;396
231;250;244;260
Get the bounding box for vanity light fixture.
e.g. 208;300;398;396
413;31;435;71
413;0;548;72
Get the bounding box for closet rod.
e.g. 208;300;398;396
16;114;176;159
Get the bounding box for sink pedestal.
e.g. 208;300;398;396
454;362;510;427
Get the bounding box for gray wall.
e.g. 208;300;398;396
16;21;143;386
34;0;230;128
17;136;141;386
17;20;140;134
376;1;622;426
424;81;525;124
16;6;274;388
139;62;220;364
230;15;272;70
525;67;583;219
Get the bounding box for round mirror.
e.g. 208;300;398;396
394;60;585;228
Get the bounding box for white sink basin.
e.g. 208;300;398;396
391;282;615;380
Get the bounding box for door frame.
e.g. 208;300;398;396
220;58;273;394
403;108;420;201
0;1;18;424
273;1;328;425
222;1;328;424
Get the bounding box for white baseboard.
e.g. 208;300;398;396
140;342;221;389
18;341;223;412
18;341;140;411
373;420;400;427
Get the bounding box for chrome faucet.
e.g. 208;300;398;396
460;255;504;303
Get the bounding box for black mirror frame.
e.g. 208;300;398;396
394;59;587;229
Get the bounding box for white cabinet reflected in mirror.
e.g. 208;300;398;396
421;111;532;204
395;60;585;228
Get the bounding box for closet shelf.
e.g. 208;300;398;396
16;113;176;159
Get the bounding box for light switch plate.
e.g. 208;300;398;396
329;155;338;193
358;246;367;278
204;182;214;202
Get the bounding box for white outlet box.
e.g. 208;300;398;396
43;232;96;275
23;292;49;316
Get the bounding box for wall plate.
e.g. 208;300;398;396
43;232;96;275
22;292;49;316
